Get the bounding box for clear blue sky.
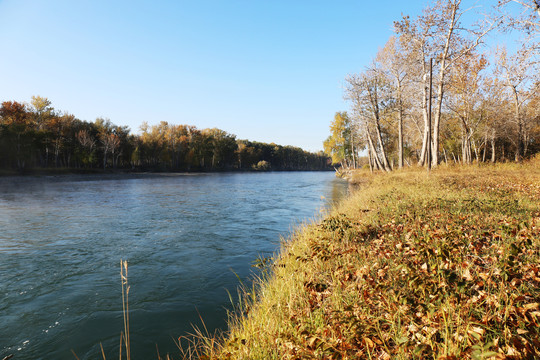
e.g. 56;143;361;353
1;0;438;151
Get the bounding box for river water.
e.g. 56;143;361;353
0;171;348;360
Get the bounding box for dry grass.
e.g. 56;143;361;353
196;159;540;359
120;260;131;360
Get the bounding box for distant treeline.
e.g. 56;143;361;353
0;97;331;173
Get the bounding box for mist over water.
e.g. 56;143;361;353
0;172;348;360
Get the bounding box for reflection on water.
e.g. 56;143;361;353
0;172;348;359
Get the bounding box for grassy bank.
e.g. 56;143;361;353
194;160;540;360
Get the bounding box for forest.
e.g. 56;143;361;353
324;0;540;170
0;96;331;173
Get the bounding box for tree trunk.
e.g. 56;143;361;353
351;133;356;169
397;86;404;169
472;137;479;163
516;120;524;162
512;86;523;162
491;133;496;163
373;118;391;171
367;83;392;171
432;79;445;167
418;78;430;167
432;2;458;168
461;135;467;164
398;107;404;169
367;146;373;173
366;126;384;171
523;127;530;156
55;142;60;167
482;132;488;162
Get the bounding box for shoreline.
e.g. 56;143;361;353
201;161;540;359
0;169;336;185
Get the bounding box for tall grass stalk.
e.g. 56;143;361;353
100;343;106;360
120;260;130;360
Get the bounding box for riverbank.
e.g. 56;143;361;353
198;160;540;359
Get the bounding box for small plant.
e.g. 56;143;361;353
320;213;352;233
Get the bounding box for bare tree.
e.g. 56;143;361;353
497;0;540;37
376;36;412;168
77;129;95;150
101;132;121;169
445;52;488;163
395;0;499;167
346;70;393;171
494;45;539;160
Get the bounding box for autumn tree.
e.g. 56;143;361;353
376;36;412;168
445;52;488;163
30;95;53;131
167;124;196;169
0;96;329;172
524;81;540;154
236;140;263;170
29;96;55;166
497;0;540;41
346;70;393;171
494;45;539;160
202;128;237;169
139;121;165;167
475;76;504;163
323;112;358;169
47;112;77;167
95;117;126;169
0;101;34;169
395;0;498;167
76;129;96;167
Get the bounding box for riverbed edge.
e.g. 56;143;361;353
202;160;540;359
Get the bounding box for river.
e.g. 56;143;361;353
0;171;348;359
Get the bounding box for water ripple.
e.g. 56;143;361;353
0;172;348;359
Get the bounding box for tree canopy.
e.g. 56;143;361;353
326;0;540;170
0;98;331;173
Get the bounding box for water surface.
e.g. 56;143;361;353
0;172;348;359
